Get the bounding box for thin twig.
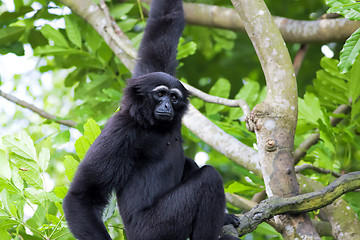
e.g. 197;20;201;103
293;44;309;76
0;89;77;128
182;82;251;118
295;163;341;178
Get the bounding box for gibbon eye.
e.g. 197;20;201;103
157;92;164;98
171;95;177;101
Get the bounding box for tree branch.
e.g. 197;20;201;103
226;193;334;237
231;0;320;238
183;105;261;176
182;82;251;117
233;171;360;236
0;89;77;127
298;174;360;239
141;0;360;44
295;163;341;178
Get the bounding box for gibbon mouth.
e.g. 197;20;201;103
155;111;174;120
156;111;171;116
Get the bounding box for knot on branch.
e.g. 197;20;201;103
265;138;277;152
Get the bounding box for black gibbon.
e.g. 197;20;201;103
63;0;239;239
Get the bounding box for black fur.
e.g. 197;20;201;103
63;0;239;239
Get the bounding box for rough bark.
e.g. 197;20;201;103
298;174;360;240
231;0;320;239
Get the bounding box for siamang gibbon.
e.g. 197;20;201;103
63;0;239;239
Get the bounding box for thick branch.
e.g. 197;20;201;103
295;163;341;178
298;174;360;239
142;0;360;43
234;171;360;236
231;0;319;238
0;89;77;127
183;105;261;176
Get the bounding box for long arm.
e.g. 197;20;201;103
63;161;113;240
133;0;185;77
63;116;132;240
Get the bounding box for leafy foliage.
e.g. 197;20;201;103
0;131;68;240
327;0;360;73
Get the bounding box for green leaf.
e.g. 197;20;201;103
298;93;325;125
102;88;122;101
34;45;80;56
0;150;11;180
10;154;43;189
177;38;197;60
235;80;260;107
205;78;231;116
53;130;71;145
75;136;91;160
338;27;360;73
63;155;79;181
84;119;101;144
38;147;50;172
225;181;260;195
0;41;24;56
10;154;39;173
65;68;87;87
46;214;60;225
0;6;33;28
3;133;36;160
316;70;347;92
97;42;113;64
350;56;360;100
131;32;144;49
74;72;112;100
64;15;82;48
0;219;18;230
18;169;43;189
0;189;10;211
0;230;11;240
18;131;37;159
118;19;138;32
110;3;134;18
319;120;335;153
11;167;23;191
0;27;26;47
327;1;360;20
54;186;68;199
40;24;69;47
229;81;260;120
320;57;350;81
85;25;101;52
14;0;24;11
351;99;360;122
63;53;105;69
24;188;44;205
28;29;48;49
0;178;16;194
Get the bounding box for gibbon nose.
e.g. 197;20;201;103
165;102;171;109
